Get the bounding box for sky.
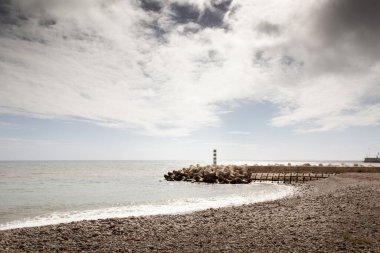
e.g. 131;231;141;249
0;0;379;161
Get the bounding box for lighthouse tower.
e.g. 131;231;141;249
213;149;217;166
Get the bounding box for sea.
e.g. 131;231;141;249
0;160;372;230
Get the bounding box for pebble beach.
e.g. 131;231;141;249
1;173;379;252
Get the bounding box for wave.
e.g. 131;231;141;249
0;184;294;230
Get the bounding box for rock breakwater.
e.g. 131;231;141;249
164;164;380;184
164;164;252;184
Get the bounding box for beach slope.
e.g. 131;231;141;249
1;173;379;252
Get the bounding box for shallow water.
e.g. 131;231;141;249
0;160;298;230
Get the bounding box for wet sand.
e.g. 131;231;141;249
1;173;379;252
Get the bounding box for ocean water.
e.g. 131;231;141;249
2;159;369;230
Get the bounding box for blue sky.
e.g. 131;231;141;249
1;101;379;161
0;0;379;161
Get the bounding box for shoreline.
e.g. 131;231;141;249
0;181;294;231
1;173;380;252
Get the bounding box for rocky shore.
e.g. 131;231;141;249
1;173;380;252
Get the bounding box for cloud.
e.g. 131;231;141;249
314;0;380;63
170;2;200;24
0;121;18;128
265;0;380;131
0;0;379;137
228;131;251;135
138;0;163;13
256;22;281;36
0;137;57;144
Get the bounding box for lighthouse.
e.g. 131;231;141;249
213;149;217;166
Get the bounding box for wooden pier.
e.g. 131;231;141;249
250;172;334;184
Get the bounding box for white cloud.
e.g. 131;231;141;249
0;121;18;128
0;137;58;145
0;0;379;136
270;65;380;131
228;131;251;135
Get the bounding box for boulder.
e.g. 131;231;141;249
164;164;263;184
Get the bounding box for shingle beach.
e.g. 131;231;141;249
1;173;379;252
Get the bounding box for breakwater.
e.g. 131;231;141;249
164;164;380;184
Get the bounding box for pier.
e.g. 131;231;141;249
164;164;380;184
250;172;333;183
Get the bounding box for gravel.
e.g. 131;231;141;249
1;173;379;252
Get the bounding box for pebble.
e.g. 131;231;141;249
0;173;379;252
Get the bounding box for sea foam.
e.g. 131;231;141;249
0;183;294;230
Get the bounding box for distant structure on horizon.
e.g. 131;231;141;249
364;151;380;163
